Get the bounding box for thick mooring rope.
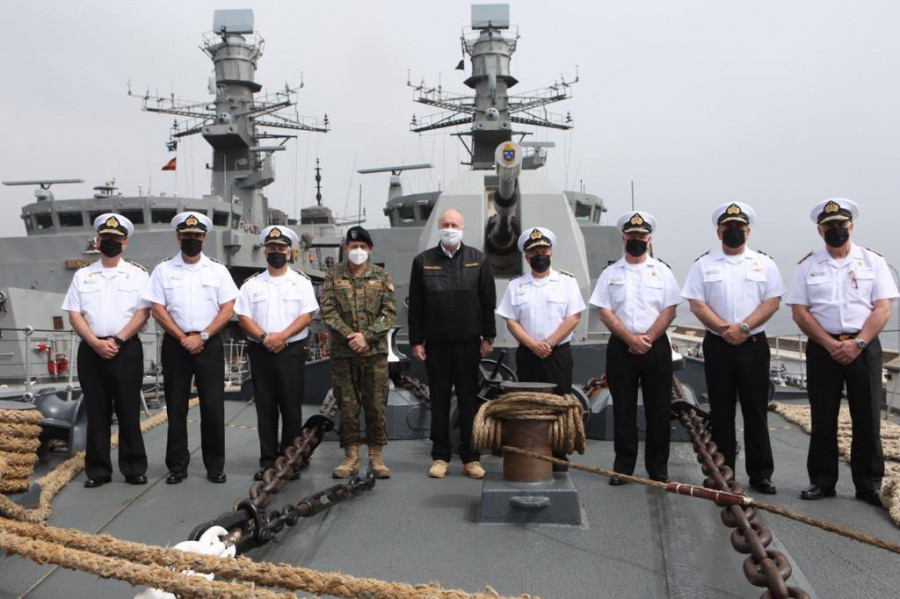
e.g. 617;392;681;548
0;398;199;522
771;401;900;526
0;407;43;494
0;517;528;599
504;447;900;557
473;392;585;454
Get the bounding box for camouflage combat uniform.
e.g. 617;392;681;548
320;261;396;447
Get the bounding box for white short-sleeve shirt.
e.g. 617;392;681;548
61;259;150;337
143;253;239;333
235;269;319;342
681;247;785;335
590;255;682;335
496;268;586;344
784;243;899;334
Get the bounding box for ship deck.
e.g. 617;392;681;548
2;398;900;599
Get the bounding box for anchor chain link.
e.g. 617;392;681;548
673;403;810;599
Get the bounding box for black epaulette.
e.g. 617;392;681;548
294;269;311;280
797;251;813;264
755;249;770;258
208;256;225;265
694;251;709;262
559;269;576;278
865;247;884;257
245;270;263;281
156;256;172;265
654;258;672;269
125;259;147;272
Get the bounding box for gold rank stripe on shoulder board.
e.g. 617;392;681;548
798;251;813;264
464;262;480;267
125;259;147;272
294;269;311;280
423;265;442;270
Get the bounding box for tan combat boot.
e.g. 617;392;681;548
332;445;360;478
367;444;391;479
428;459;449;478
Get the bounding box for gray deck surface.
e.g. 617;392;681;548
2;399;900;598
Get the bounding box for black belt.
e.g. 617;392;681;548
96;335;138;346
829;332;858;341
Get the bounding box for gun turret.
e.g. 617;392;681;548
486;141;522;255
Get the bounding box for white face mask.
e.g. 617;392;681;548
439;227;463;246
348;248;369;265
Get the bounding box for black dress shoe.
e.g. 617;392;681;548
800;484;835;500
207;471;227;484
166;471;188;485
855;488;882;506
609;475;628;486
125;475;147;485
749;478;777;494
650;475;670;483
84;476;111;488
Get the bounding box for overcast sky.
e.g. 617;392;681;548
2;1;899;336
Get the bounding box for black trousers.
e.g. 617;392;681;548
703;332;774;481
516;342;573;461
162;333;225;474
606;335;672;477
806;337;884;492
247;342;306;469
77;339;147;480
426;340;481;463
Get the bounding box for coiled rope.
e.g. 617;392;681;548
0;398;199;522
472;391;586;454
0;407;43;493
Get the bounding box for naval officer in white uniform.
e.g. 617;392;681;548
591;211;681;485
681;202;784;494
144;211;238;484
62;213;149;488
786;198;899;505
496;227;585;469
235;225;319;480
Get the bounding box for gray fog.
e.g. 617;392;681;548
2;1;898;341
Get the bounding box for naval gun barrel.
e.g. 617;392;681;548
488;141;522;253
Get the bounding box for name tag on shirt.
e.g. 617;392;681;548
703;270;723;282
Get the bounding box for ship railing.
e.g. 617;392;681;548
224;339;249;388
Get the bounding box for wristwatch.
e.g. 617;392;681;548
200;331;210;342
258;332;268;343
739;322;750;334
855;338;867;349
112;336;125;347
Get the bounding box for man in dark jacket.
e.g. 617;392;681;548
408;209;496;479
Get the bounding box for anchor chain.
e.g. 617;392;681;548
672;401;809;599
391;373;431;408
246;392;338;510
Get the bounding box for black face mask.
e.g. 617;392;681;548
99;238;123;258
529;254;551;273
824;227;850;248
722;227;746;249
180;237;203;257
266;252;288;268
625;239;648;257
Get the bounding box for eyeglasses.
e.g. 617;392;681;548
848;270;858;289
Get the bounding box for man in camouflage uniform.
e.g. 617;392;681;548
320;226;397;478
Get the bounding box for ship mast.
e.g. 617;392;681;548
409;4;577;169
134;9;329;226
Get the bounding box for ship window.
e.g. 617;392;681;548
151;209;177;223
58;212;84;227
120;209;145;225
34;214;53;230
575;202;592;221
398;205;416;224
213;211;229;227
419;204;434;221
593;208;601;223
88;210;112;222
